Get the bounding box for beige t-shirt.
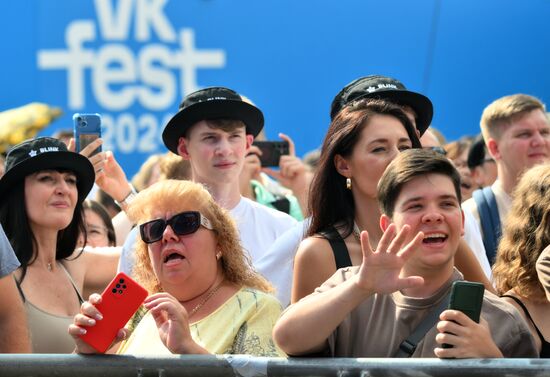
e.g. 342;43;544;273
314;267;537;358
118;287;285;356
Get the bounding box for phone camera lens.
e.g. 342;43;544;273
118;289;123;294
81;121;87;127
116;284;121;288
119;278;125;283
112;288;117;293
122;285;127;289
76;117;82;122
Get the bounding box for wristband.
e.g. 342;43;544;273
116;185;138;212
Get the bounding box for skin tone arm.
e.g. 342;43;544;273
0;275;31;352
68;138;133;202
454;239;495;294
291;237;342;303
273;224;424;355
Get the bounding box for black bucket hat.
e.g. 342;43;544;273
0;137;95;202
162;87;264;154
330;75;433;136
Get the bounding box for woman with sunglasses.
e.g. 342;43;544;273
70;179;284;356
0;137;119;353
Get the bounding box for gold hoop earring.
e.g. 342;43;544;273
346;178;352;190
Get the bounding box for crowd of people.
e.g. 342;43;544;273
0;74;548;360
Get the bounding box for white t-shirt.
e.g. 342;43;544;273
461;208;492;280
255;219;310;307
118;196;297;277
229;197;297;263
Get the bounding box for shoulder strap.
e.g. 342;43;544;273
12;274;26;302
59;263;85;304
501;294;545;341
320;226;353;269
472;187;501;265
393;293;451;357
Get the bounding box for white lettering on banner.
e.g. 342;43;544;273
101;112;172;153
37;0;226;154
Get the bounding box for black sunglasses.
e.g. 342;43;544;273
139;211;213;244
423;146;447;156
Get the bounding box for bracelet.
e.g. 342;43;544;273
115;185;138;212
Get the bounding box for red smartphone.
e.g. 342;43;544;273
79;272;148;353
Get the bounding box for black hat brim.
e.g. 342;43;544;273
352;90;433;136
162;100;264;154
0;152;95;202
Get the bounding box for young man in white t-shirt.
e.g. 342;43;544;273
107;87;296;276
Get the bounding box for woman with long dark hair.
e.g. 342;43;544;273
292;98;421;301
0;137;119;353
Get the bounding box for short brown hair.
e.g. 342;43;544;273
480;94;546;141
377;149;462;218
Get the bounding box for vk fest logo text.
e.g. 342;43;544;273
37;0;226;154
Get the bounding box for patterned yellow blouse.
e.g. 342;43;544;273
118;287;285;356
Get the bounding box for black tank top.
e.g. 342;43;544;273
320;226;352;269
501;294;550;358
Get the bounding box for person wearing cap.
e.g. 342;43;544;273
291;98;423;303
462;94;550;266
0;223;31;352
89;87;296;278
0;137;119;353
333;75;493;289
467;134;497;189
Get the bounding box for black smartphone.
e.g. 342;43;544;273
73;113;102;156
252;141;290;167
442;281;485;348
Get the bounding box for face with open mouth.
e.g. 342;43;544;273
146;210;220;291
384;173;464;272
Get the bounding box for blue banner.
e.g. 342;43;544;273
1;0;549;177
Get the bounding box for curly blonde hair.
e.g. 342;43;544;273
493;163;550;302
126;180;273;294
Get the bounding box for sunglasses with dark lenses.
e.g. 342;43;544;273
139;211;213;244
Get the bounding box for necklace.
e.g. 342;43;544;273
188;279;224;317
47;262;53;271
352;221;361;242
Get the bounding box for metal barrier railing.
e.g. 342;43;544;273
0;355;548;377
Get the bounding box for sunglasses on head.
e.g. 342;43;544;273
139;211;213;244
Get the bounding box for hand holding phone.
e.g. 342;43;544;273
442;281;484;349
73;113;102;156
252;140;290;167
78;272;148;353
